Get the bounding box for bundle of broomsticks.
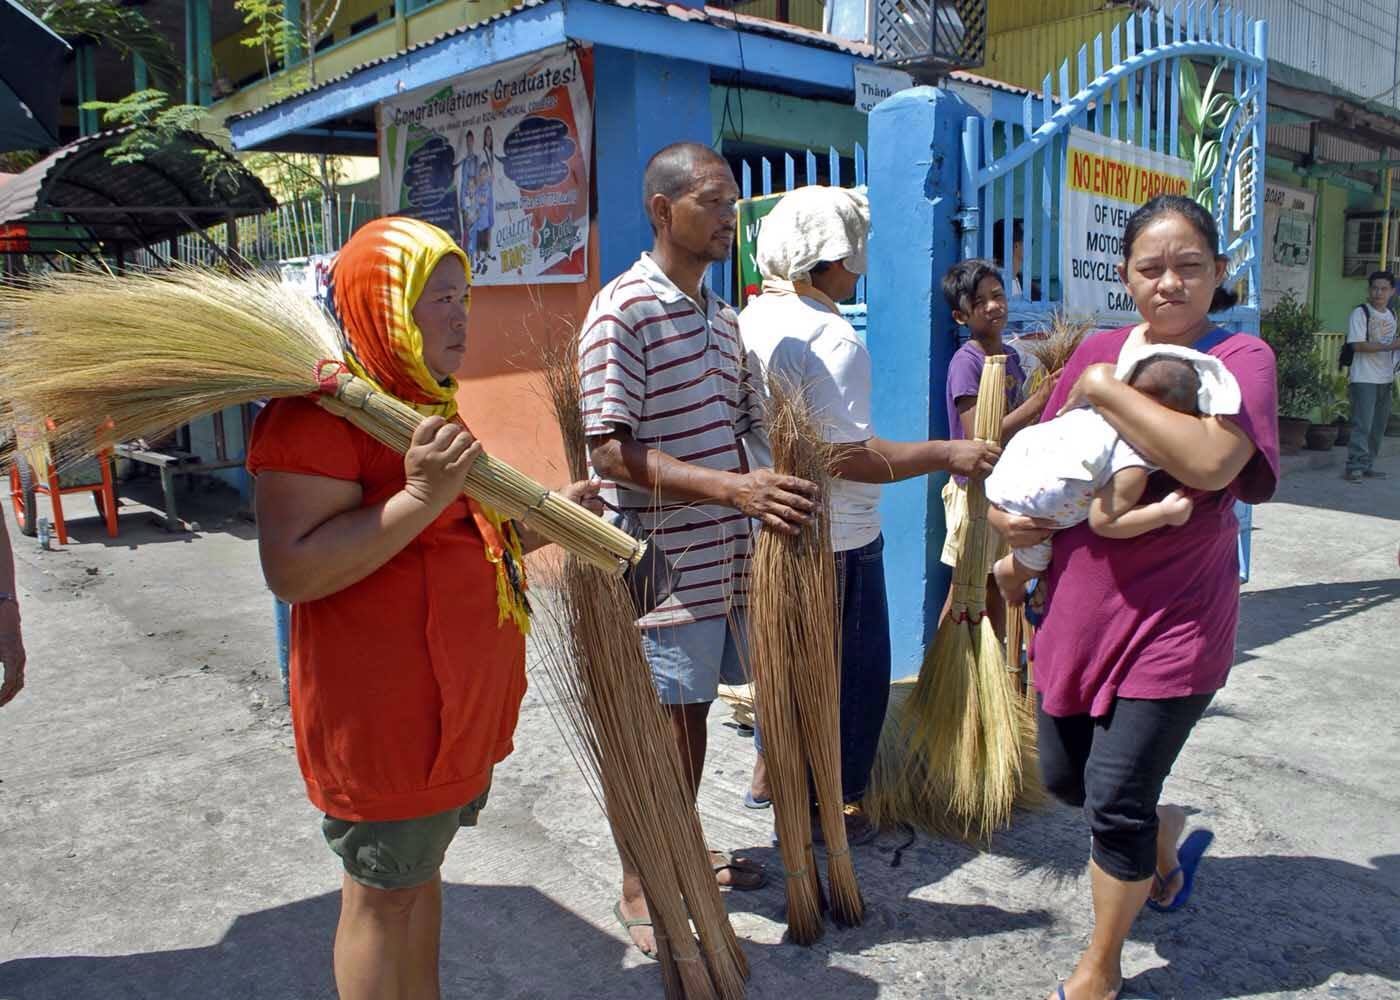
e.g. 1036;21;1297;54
746;375;862;944
1019;309;1091;397
534;345;748;1000
862;355;1041;842
0;267;642;576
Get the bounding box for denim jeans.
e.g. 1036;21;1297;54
754;533;892;804
1347;381;1394;474
834;533;893;803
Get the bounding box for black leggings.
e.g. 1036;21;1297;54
1038;693;1213;882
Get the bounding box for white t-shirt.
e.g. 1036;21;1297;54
1347;304;1399;385
739;291;882;552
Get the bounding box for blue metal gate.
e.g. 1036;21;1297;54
960;3;1268;336
863;4;1270;676
957;2;1267;580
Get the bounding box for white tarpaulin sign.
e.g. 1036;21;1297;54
377;46;592;285
1061;127;1192;319
1261;181;1315;311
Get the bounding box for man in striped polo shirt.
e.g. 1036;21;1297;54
580;142;818;958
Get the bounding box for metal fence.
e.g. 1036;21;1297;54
961;1;1268;334
130;192;380;270
712;144;868;310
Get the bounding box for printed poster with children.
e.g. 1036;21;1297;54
377;46;592;285
1061;127;1191;320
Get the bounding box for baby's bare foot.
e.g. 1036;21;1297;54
993;555;1029;607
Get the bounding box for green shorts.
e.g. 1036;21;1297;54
322;780;491;891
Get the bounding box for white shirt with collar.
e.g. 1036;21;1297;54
739;284;881;553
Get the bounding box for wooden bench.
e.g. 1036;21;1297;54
114;445;246;531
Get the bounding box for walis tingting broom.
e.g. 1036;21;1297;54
534;341;748;999
0;267;642;576
747;373;863;943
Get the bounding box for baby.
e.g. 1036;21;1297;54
987;343;1242;606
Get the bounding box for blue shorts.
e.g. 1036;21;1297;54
640;614;749;705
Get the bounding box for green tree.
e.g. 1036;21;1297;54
19;0;180;90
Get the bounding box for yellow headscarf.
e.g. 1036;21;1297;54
327;217;530;634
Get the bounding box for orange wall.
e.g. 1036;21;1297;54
452;229;602;492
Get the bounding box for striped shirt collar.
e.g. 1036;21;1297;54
634;252;722;317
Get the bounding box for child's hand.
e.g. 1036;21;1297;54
1159;489;1194;527
403;416;482;513
1030;368;1063;412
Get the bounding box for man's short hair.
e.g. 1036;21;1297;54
941;258;1004;313
1369;269;1395;286
642;142;729;232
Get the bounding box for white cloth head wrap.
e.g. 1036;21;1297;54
756;185;870;282
1113;342;1242;415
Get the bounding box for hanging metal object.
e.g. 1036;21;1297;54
872;0;987;80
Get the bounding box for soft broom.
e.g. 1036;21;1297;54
862;355;1039;841
0;267;641;576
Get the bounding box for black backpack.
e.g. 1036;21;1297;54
1340;304;1365;368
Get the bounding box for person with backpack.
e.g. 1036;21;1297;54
1343;270;1398;482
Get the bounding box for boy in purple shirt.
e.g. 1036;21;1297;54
938;259;1058;630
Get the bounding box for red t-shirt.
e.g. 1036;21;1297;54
1030;327;1280;718
246;397;527;821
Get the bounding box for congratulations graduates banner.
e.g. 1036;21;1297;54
378;46;592;285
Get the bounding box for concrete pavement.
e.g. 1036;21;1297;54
0;454;1396;999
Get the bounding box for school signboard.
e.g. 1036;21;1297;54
377;46;592;286
1060;127;1191;320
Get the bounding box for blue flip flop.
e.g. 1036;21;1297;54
743;789;771;810
1025;579;1045;627
1056;986;1120;1000
1146;828;1214;913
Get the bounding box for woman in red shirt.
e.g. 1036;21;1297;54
248;217;596;1000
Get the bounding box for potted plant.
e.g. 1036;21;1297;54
1262;293;1325;454
1307;361;1342;450
1324;367;1352;447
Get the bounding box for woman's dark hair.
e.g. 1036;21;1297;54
1122;194;1238;313
941;257;1004;312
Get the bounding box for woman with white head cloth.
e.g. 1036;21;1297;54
737;185;1002;841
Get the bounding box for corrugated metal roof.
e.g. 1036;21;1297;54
0;128;276;251
1148;0;1400;114
1269;121;1399;166
228;0;872;124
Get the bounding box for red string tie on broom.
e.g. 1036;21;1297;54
315;359;350;394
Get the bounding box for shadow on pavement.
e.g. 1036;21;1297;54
1267;451;1400;521
720;814;1054;960
0;880;888;999
1125;853;1400;999
1235;577;1400;663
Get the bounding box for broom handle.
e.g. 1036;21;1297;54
316;376;644;577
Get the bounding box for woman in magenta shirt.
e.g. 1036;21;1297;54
990;195;1280;1000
